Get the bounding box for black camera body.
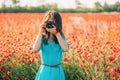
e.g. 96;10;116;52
46;21;55;28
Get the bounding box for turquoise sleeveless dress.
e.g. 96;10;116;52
33;35;68;80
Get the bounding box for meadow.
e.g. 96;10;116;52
0;13;120;80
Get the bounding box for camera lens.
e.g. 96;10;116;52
46;21;54;28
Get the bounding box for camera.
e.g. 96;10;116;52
45;21;55;28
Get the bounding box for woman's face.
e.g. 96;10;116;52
43;11;62;33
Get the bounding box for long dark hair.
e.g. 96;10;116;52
42;10;63;44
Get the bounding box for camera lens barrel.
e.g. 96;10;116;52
46;21;54;28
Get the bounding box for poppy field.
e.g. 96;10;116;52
0;13;120;80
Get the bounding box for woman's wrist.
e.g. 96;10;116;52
39;30;42;35
55;32;60;36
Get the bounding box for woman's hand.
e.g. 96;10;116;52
46;25;57;35
39;23;46;34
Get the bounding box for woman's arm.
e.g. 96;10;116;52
46;25;69;51
55;32;69;52
32;32;42;52
32;23;46;52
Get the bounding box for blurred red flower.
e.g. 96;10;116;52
110;72;117;79
107;55;115;62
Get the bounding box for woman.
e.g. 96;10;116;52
32;10;69;80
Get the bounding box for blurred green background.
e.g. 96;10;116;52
0;0;120;13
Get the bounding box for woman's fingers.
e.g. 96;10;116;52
52;25;56;29
39;22;47;33
46;27;57;35
46;28;52;32
40;22;46;28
